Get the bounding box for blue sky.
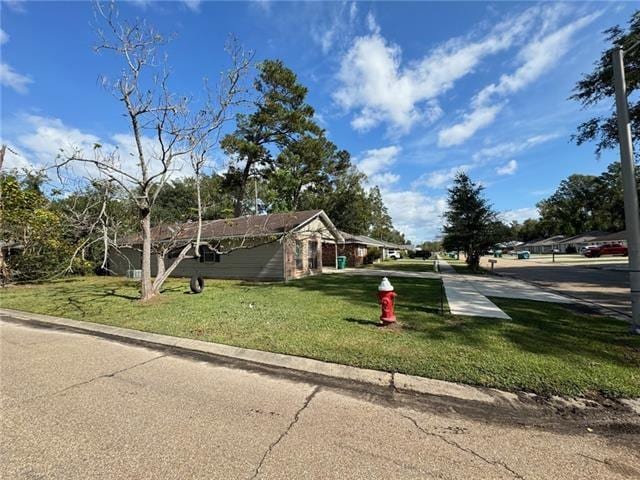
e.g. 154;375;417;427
0;1;632;242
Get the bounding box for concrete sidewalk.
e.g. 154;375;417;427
458;274;573;304
437;259;511;320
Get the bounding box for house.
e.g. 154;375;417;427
322;232;381;268
320;232;413;267
109;210;343;282
557;231;608;252
593;230;627;246
377;239;412;260
520;235;566;254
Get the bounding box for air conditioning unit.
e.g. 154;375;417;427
126;269;142;279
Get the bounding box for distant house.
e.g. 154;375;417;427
321;232;412;267
109;210;343;282
594;230;627;246
557;231;608;252
520;235;566;254
322;232;381;268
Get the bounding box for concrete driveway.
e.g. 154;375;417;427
482;256;632;318
2;321;639;479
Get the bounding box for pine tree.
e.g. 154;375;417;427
442;172;501;269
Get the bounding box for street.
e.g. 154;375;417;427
2;320;639;479
482;256;632;317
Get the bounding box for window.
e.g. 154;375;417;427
357;246;367;257
199;245;221;263
308;240;318;270
295;240;303;270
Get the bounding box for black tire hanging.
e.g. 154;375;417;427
190;275;204;294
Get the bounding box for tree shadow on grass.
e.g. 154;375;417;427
253;274;639;369
101;288;140;301
361;261;435;273
278;274;444;312
492;299;640;368
344;317;382;327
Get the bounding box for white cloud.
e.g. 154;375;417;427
4;0;27;13
473;133;559;161
181;0;201;12
356;145;400;178
479;11;600;103
0;29;33;94
412;164;471;189
128;0;151;8
365;11;380;34
252;0;272;14
6;114;191;185
0;143;32;171
334;8;537;135
381;189;447;241
500;207;540;223
16;114;101;167
496;159;518;175
311;2;360;55
438;11;600;147
370;172;400;185
437;104;502;147
349;2;358;23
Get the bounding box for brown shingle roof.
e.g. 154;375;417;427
119;210;328;245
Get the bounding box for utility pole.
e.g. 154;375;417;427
612;47;640;334
254;176;258;215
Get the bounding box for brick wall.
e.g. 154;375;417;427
338;243;367;267
283;235;324;280
322;243;337;268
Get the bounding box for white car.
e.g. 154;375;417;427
387;249;402;260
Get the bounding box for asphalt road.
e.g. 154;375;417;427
2;321;639;479
482;256;632;317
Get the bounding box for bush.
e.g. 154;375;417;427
566;246;577;254
365;247;381;264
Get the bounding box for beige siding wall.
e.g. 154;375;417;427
109;242;285;281
296;217;336;241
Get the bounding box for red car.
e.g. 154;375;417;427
583;243;628;258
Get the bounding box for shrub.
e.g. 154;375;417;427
365;247;381;264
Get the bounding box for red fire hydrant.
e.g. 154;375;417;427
378;277;397;325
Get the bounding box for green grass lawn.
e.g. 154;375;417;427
441;257;490;275
1;275;639;398
362;258;436;272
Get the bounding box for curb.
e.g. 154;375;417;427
0;308;519;407
2;308;638;417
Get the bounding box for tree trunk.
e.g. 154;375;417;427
140;208;154;301
151;242;192;294
155;253;166;281
195;174;203;253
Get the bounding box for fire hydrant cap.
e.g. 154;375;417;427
378;277;394;291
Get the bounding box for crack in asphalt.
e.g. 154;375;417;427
250;385;321;480
26;354;167;403
335;442;446;478
400;413;526;480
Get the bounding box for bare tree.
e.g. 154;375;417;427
55;2;250;300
